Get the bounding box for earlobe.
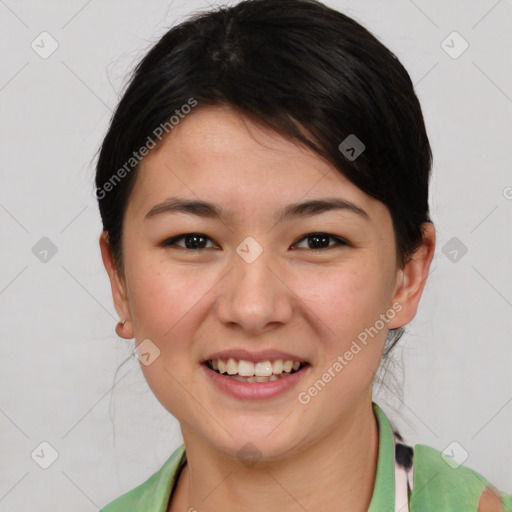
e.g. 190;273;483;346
388;222;436;329
115;318;134;340
99;231;134;339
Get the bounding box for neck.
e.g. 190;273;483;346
169;398;380;512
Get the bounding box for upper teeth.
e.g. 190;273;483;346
210;358;301;377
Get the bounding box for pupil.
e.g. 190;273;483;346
309;234;329;249
185;234;206;249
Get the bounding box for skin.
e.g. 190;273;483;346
100;104;436;512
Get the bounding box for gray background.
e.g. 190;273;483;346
1;0;511;509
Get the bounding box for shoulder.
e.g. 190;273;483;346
100;444;187;512
410;443;512;512
99;465;166;512
99;482;148;511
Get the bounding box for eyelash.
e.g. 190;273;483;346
159;232;350;251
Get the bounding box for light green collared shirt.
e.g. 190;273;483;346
101;402;512;511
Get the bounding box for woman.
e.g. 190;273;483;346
95;0;511;510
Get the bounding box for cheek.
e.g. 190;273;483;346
124;249;222;367
123;254;211;415
300;262;391;336
123;248;190;336
299;267;391;401
300;261;393;385
129;267;204;338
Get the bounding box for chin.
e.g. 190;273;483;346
205;425;307;465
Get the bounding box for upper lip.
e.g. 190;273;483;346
202;348;308;364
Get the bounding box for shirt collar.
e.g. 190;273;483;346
152;401;395;511
368;401;396;512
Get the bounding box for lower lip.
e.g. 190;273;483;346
201;363;310;400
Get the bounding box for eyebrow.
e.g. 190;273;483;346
144;197;370;222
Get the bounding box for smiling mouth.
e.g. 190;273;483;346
203;359;310;383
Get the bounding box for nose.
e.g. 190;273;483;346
215;247;294;334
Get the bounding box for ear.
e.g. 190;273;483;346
388;222;436;329
99;231;134;339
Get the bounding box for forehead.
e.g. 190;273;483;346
126;105;388;225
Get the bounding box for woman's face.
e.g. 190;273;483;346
101;105;431;460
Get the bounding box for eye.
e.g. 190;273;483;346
159;233;218;250
292;232;349;251
159;232;350;251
